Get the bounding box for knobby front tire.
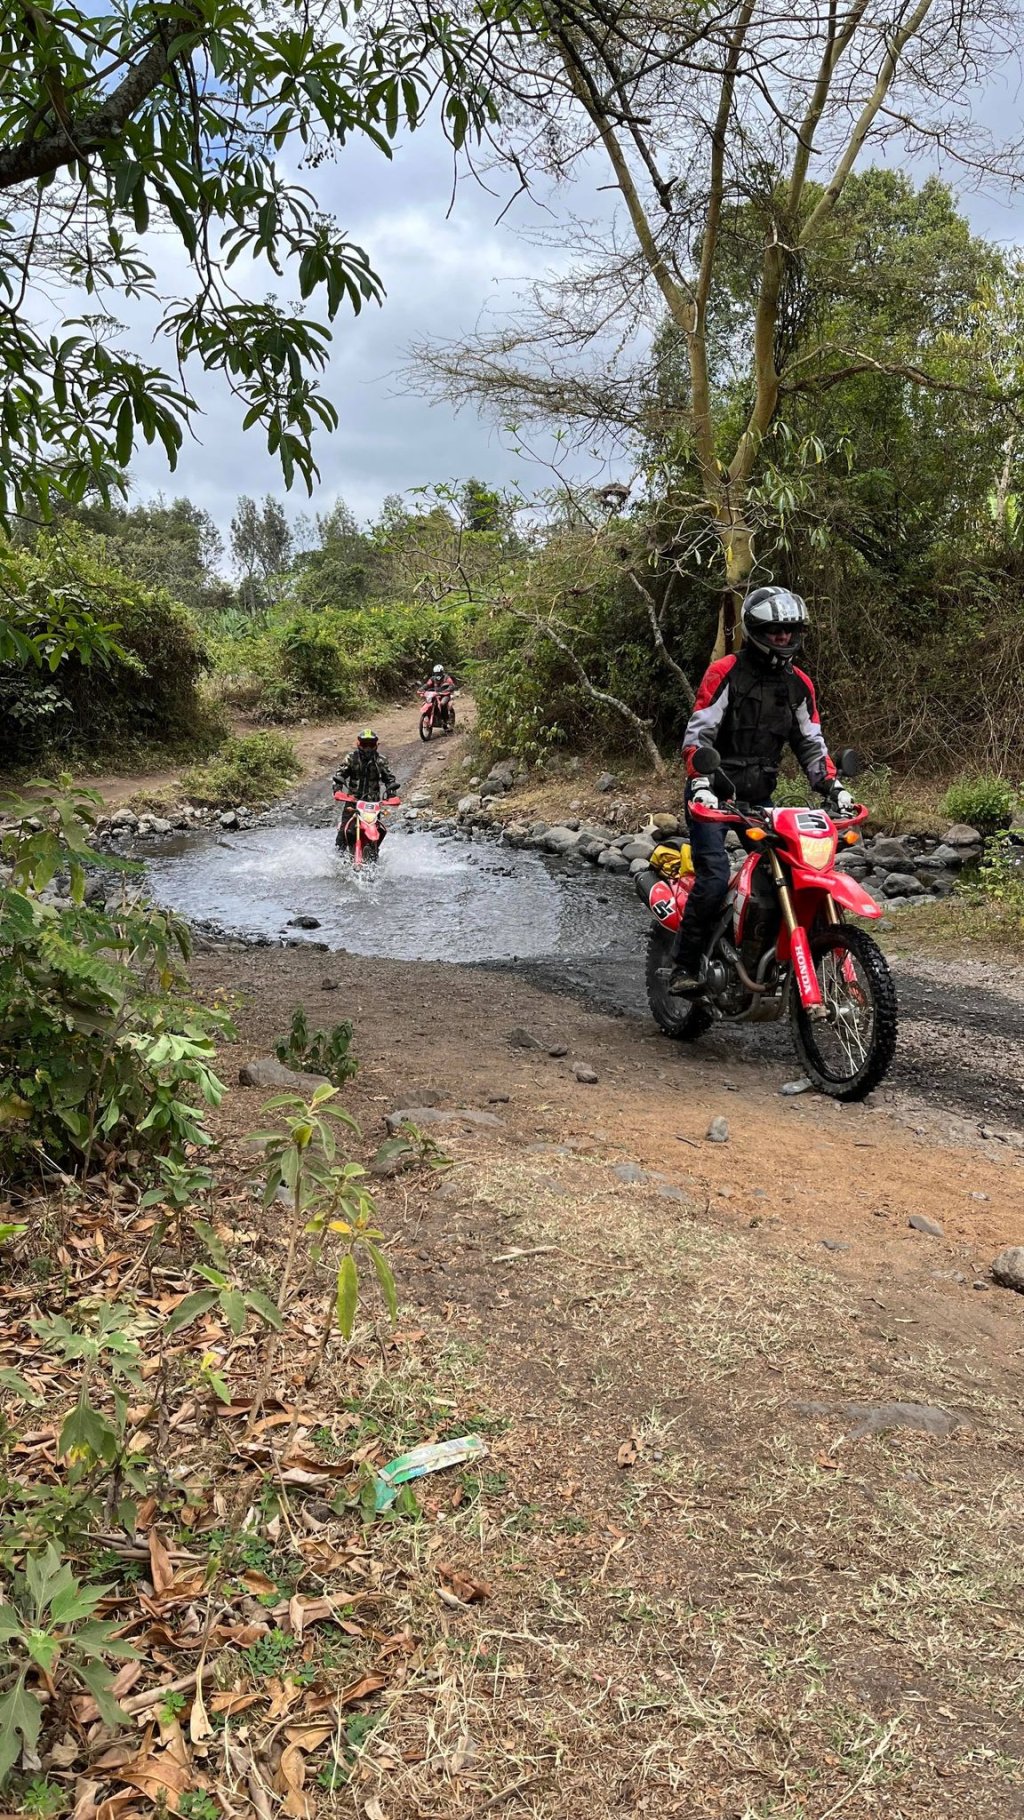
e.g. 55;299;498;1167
790;924;897;1101
645;925;713;1043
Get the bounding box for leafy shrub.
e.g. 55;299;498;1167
203;597;479;720
0;1544;138;1786
962;830;1024;936
0;528;220;769
276;1007;358;1084
0;781;230;1183
938;774;1017;836
183;731;301;807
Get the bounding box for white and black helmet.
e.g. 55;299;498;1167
432;663;445;681
742;586;809;665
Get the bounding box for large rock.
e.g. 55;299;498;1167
622;837;657;861
239;1056;329;1092
992;1246;1024;1293
882;872;925;897
542;826;582;855
480;775;510;799
867;834;914;867
917;843;963;870
595;771;617;793
650;812;682;834
598;849;630;873
576;836;605;861
944;822;983;849
457;794;482;817
384;1106;504;1133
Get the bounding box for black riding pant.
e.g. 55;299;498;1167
672;784;731;966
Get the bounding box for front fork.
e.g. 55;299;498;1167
769;851;826;1017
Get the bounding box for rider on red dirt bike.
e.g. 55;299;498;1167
668;586;853;995
332;728;398;839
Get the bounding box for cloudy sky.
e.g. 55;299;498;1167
107;58;1023;553
118;123;614;544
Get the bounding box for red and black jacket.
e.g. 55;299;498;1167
682;649;836;805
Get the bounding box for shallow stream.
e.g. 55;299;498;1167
143;819;648;968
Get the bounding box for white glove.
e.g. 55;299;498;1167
691;777;719;812
829;785;855;815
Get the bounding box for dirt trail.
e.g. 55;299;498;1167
74;696;471;810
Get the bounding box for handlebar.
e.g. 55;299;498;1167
689;799;869;832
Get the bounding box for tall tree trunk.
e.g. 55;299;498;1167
712;515;753;659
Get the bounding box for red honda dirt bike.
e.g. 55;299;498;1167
637;748;897;1100
333;792;400;867
418;687;456;741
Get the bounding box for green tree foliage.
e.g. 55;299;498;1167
230;495;294;615
63;494;228;616
0;528;216;768
0;0;494;527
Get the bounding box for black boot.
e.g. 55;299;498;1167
667;938;703;996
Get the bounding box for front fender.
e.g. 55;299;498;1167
790;865;882;921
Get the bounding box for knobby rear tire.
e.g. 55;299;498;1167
790;924;897;1101
645;925;713;1043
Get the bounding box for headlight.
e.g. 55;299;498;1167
798;835;834;870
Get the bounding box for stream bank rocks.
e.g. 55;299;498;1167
444;769;985;911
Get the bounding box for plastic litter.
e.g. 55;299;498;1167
373;1434;488;1513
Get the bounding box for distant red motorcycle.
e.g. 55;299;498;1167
418;687;456;741
636;747;897;1101
333;792;400;866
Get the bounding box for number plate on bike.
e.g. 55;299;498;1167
794;811;831;833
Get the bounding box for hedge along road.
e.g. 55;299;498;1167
127;693;1024;1152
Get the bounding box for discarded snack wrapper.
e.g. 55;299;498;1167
373;1434;488;1513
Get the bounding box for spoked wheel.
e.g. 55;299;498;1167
645;925;713;1043
791;925;897;1101
444;706;456;734
419;712;433;742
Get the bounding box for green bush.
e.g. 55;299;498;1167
0;529;220;770
0;782;230;1183
938;774;1017;836
275;1007;357;1085
183;731;301;807
203;597;479;720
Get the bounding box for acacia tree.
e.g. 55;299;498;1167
416;0;1022;649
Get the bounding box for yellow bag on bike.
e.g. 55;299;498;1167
650;842;693;879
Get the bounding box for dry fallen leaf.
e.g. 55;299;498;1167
209;1690;264;1717
188;1672;214;1744
616;1439;639;1469
147;1528;175;1596
437;1563;491;1605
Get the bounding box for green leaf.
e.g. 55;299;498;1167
0;1676;41;1786
59;1403;117;1465
165;1289;219;1334
335;1252;358;1340
76;1657;128;1728
219;1287;247;1335
243;1289;283;1331
365;1241;398;1324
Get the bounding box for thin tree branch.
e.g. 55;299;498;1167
627;570;695;708
500;599;666;774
